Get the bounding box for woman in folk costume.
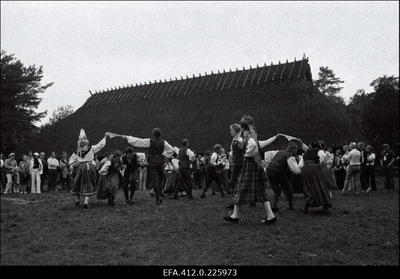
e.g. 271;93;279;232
96;149;123;207
69;129;109;209
223;115;277;225
301;141;334;213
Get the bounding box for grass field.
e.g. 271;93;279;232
1;176;398;268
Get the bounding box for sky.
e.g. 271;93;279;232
1;1;399;126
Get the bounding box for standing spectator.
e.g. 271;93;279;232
40;152;48;192
26;150;33;192
341;142;362;195
3;153;19;194
333;150;346;190
118;128;176;205
0;153;5;192
358;142;369;193
59;151;72;191
342;145;354;192
365;145;377;192
19;155;30;194
380;143;396;191
193;153;205;189
163;153;180;195
172;138;196;200
121;147;139;204
47;151;60;191
223;115;276;224
138;153;148;191
29;152;43;194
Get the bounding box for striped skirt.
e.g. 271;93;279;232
302;161;333;208
233;157;269;205
71;162;98;196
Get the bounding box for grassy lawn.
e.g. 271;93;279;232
1;176;398;268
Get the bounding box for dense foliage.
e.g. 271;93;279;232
0;50;53;153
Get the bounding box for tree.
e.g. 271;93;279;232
347;75;399;152
0;50;53;153
314;66;345;104
38;105;75;133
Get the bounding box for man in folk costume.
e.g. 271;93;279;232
69;129;109;209
116;128;175;205
265;140;304;212
223;115;277;224
172;138;196;200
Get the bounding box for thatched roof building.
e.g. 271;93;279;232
25;56;361;156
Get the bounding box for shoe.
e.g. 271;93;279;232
83;203;88;209
150;192;155;197
263;217;277;225
365;188;371;193
223;216;239;223
75;200;80;206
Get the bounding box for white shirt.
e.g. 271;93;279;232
126;136;175;158
264;150;304;175
367;153;376;166
47;157;60;169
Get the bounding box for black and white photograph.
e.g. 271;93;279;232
1;1;398;271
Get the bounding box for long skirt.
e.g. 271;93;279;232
96;171;120;200
302;161;333;208
71;162;98;196
233;157;269;205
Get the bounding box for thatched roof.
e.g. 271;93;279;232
22;56;362;157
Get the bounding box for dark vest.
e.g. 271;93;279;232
360;150;368;166
231;140;245;167
178;147;190;169
303;148;320;164
267;150;291;175
148;138;165;164
122;154;138;174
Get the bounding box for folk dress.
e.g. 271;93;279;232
69;137;106;196
302;148;333;209
96;158;123;200
232;136;269;205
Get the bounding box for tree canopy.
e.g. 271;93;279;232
314;66;345;104
1;50;53;154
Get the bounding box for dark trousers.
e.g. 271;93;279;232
47;169;59;191
148;162;164;202
123;172;137;201
173;168;193;199
383;165;395;190
201;165;225;197
334;168;346;190
360;165;369;191
267;170;293;209
366;165;377;191
194;169;204;189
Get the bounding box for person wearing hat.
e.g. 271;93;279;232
29;152;43;194
3;153;20;194
115;128;176;205
96;149;123;206
380;143;396;191
266;140;304;211
223;115;277;224
69;129;109;209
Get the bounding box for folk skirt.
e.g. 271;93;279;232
71;162;98;196
232;157;269;205
302;161;333;208
96;171;120;200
